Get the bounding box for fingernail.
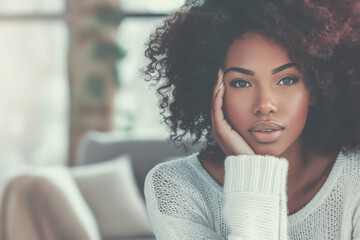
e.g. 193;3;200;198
218;68;222;77
217;81;224;91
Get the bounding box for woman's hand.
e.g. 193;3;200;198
211;69;255;156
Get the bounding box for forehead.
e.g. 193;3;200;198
224;33;291;70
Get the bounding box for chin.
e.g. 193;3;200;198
251;144;286;157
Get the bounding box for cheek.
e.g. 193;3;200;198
282;90;311;135
223;92;250;128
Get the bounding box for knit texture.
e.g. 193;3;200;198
144;149;360;239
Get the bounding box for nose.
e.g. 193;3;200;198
253;88;278;116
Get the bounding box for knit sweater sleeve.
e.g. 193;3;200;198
144;163;223;239
224;155;289;239
351;193;360;239
144;155;289;239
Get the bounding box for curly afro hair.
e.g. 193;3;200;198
143;0;360;162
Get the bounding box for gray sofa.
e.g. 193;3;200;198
76;131;204;240
0;131;204;240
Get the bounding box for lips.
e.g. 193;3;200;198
248;121;285;143
248;122;285;132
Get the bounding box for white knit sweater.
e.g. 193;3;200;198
144;149;360;239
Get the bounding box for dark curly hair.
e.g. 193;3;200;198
143;0;360;162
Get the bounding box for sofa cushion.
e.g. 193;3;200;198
71;154;154;239
75;131;204;199
0;167;100;240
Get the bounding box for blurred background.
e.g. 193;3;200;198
0;1;205;239
0;0;185;168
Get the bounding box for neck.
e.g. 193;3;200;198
280;138;340;196
279;138;307;185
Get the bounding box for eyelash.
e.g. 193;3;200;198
229;76;299;88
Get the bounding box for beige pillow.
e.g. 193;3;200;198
71;154;153;238
0;167;100;240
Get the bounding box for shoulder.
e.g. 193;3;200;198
338;150;360;190
340;151;360;212
340;150;360;177
144;154;208;215
144;154;200;193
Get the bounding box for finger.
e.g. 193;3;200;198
213;77;226;129
212;69;224;100
211;70;225;131
211;69;223;121
211;69;223;134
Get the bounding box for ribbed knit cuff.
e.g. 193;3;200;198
224;155;289;195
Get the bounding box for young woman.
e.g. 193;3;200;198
143;0;360;239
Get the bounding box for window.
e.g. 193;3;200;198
114;0;185;138
0;1;68;166
0;1;186;167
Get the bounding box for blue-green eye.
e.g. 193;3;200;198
230;79;252;88
278;76;299;85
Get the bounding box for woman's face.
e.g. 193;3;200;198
223;32;313;156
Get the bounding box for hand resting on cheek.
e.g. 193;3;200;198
211;69;255;156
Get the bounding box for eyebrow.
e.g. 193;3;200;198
223;62;300;76
272;62;299;74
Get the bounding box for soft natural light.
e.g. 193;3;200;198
144;0;184;12
0;1;188;169
114;18;169;138
0;0;65;14
118;0;185;12
114;1;187;139
0;21;68;166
